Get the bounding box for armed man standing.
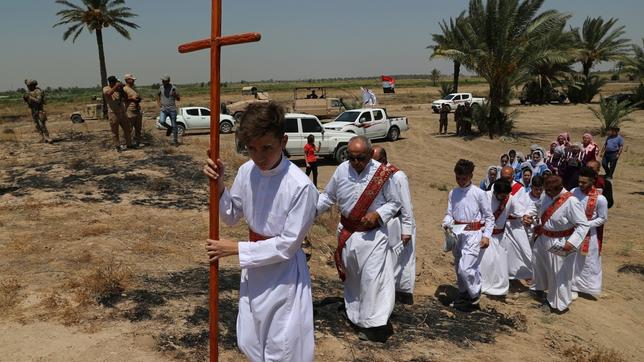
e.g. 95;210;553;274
23;79;52;143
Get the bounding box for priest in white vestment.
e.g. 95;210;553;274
317;136;401;342
524;175;589;311
373;146;416;304
571;167;608;297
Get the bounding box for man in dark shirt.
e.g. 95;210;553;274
600;126;624;180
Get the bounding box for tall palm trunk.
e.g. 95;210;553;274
582;60;592;78
453;60;461;92
96;28;108;119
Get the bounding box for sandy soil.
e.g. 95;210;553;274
1;84;643;362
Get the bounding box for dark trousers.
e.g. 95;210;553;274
306;161;318;187
439;119;448;134
602;152;619;179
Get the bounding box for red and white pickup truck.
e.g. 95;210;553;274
322;108;409;141
431;92;485;113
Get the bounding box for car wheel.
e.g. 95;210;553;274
177;124;186;137
334;145;348;164
233;111;243;121
387;126;400;142
219;120;233;134
70;114;84;124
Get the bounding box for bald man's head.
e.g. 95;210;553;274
586;159;600;173
372;146;387;164
544;175;564;198
500;166;514;181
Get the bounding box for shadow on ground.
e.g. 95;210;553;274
103;267;527;359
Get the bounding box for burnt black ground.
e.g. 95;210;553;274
102;266;526;360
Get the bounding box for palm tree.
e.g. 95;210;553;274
443;0;570;137
430;68;441;86
622;39;644;79
589;96;636;135
576;17;630;77
54;0;139;118
519;22;578;104
430;13;467;92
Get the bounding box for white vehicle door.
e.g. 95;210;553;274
300;116;327;154
369;109;389;138
182;108;201;129
197;108;211;130
452;94;462;107
284;117;303;156
355;111;372;136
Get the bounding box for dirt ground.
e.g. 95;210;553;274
1;83;643;362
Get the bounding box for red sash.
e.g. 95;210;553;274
334;163;396;281
249;229;270;242
579;188;603;255
511;182;523;196
454;221;483;231
534;192;573;240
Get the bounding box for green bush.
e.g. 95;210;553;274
567;74;607;103
588;96;636;135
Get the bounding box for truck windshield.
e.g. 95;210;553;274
442;94;455;100
335;111;360;122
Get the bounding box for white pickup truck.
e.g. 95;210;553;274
322;108;409;141
236;113;355;164
431;93;485;113
155;106;236;135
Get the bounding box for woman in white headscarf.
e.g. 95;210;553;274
479;166;498;191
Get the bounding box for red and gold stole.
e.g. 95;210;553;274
334;163;396;281
534;192;573;239
580;187;602;256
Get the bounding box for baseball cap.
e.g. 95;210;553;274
160;74;170;81
124;73;136;80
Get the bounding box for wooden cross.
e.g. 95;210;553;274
178;1;260;361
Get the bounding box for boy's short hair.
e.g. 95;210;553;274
237;102;286;147
454;159;475;175
508;149;516;156
493;178;512;194
531;175;544;188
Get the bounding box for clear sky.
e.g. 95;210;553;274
0;0;642;91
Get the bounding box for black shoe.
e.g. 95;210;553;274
395;291;414;305
115;145;127;153
358;325;390;343
129;143;139;149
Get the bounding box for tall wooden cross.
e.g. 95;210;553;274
177;2;260;361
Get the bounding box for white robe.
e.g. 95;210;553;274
480;190;511;296
317;159;401;328
526;189;590;311
523;191;544;291
220;157;317;362
571;187;608;297
442;184;494;298
386;168;416;294
503;188;534;279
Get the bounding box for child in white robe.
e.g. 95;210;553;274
204;102;317;361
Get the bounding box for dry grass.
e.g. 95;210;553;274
79;223;111;238
0;278;23;311
75;258;133;306
563;346;627;362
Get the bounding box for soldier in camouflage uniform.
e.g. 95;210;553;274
123;73;143;148
23;79;52;143
103;75;132;152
